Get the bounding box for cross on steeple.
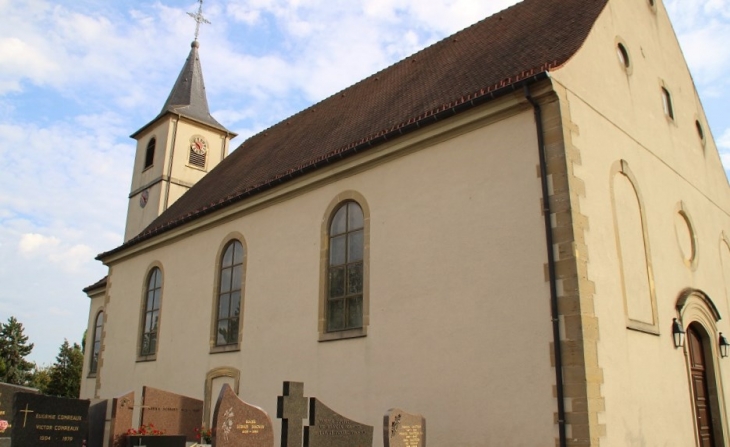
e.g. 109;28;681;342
187;0;211;42
277;382;309;447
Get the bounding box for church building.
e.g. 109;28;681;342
81;0;730;445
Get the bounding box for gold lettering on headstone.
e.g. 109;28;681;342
236;418;266;434
397;424;423;447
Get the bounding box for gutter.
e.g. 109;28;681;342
524;84;567;447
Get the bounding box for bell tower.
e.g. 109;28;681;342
124;1;236;241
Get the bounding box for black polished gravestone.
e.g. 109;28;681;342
0;382;39;446
11;392;89;446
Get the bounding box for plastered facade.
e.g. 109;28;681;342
89;104;560;447
549;0;730;444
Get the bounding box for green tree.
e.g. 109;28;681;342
29;364;51;394
0;316;35;385
46;340;83;398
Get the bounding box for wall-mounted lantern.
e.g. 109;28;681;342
672;318;685;349
719;333;729;358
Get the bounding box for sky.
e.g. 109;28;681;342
0;0;728;366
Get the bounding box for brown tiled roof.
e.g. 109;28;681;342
100;0;608;259
83;275;108;294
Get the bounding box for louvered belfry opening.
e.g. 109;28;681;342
189;147;206;168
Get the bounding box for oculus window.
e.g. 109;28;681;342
327;201;364;332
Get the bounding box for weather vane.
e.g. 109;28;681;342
187;0;211;42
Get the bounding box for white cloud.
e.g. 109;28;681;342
18;233;60;255
17;234;94;272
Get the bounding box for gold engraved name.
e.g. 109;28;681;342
236;420;265;435
36;414;56;420
54;425;80;431
57;415;82;421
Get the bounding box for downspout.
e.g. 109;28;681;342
524;84;567;447
163;115;180;211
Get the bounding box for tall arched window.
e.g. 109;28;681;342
144;138;156;169
327;201;364;332
216;241;244;346
140;267;162;357
89;311;103;374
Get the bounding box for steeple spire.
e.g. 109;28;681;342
132;0;229;137
157;40;227;132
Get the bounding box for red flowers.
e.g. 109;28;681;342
195;426;213;443
127;423;166;436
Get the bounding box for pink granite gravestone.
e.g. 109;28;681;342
110;391;134;447
212;384;274;447
140;387;203;442
383;408;425;447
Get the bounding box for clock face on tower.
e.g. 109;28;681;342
190;136;208;155
139;189;149;208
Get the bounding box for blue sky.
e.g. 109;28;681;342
1;0;728;365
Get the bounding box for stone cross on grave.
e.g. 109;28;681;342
277;382;308;447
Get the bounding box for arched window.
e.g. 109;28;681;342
327;201;364;332
140;267;162;357
89;311;103;374
216;241;244;346
661;87;674;120
144;138;156;169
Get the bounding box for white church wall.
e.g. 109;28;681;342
552;0;730;444
94;107;559;446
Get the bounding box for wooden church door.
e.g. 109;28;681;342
688;324;717;447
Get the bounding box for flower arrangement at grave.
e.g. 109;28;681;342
127;422;166;436
195;426;212;444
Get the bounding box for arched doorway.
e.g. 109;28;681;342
687;323;720;447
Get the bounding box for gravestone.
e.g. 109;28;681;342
0;382;39;445
110;391;134;447
304;398;373;447
140;387;203;442
277;382;308;447
383;409;425;447
212;384;273;447
11;391;89;446
88;399;108;447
